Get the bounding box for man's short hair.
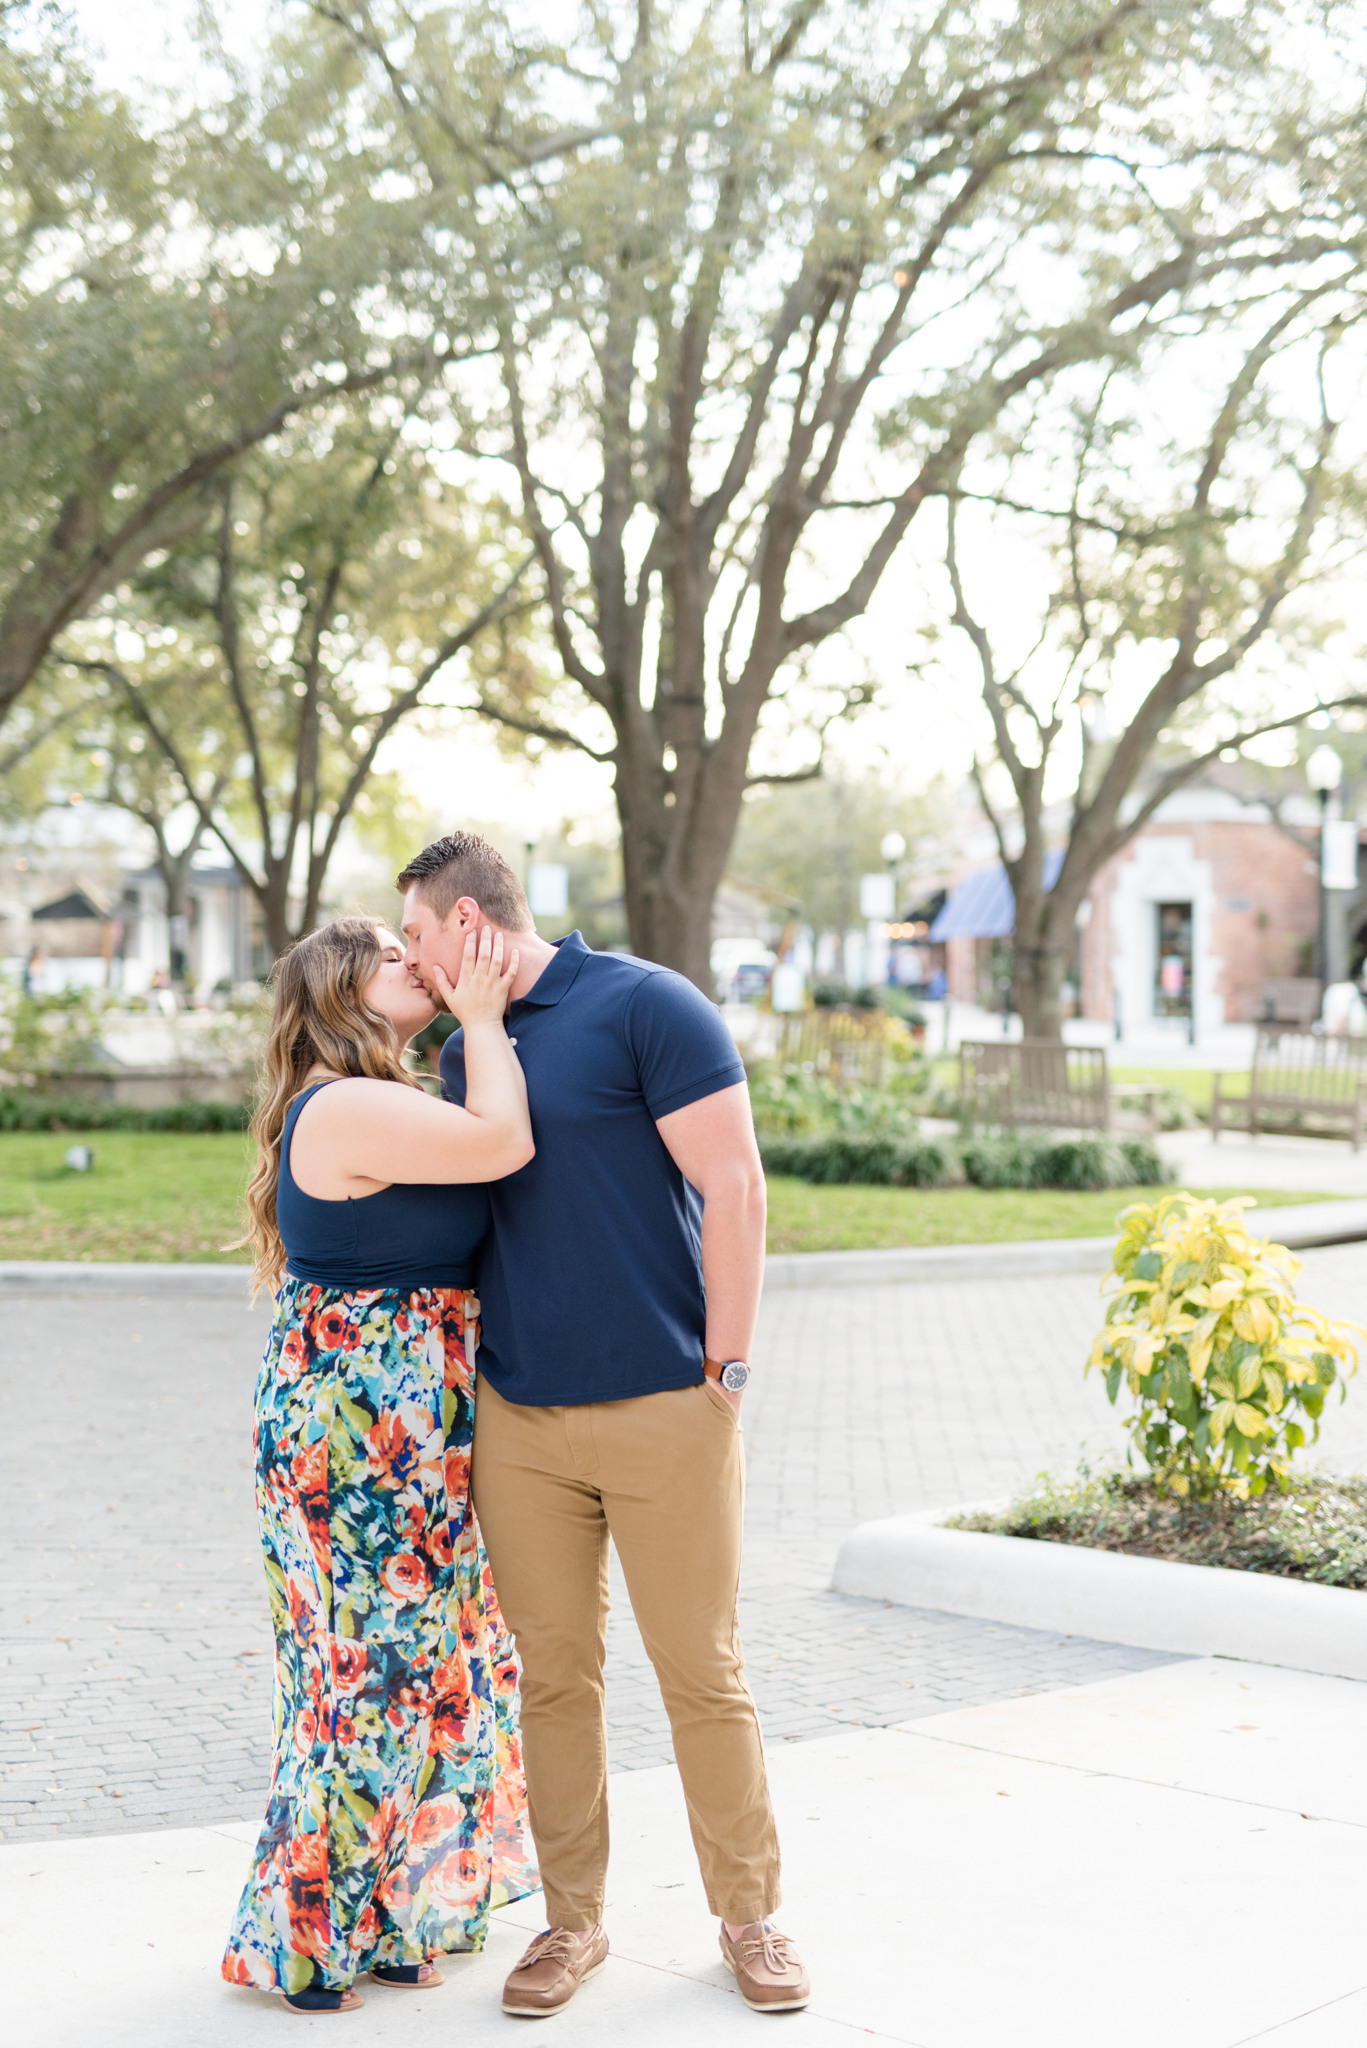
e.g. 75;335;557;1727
396;832;534;931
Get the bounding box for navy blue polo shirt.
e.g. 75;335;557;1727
439;930;747;1407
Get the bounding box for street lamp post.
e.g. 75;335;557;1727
879;831;906;998
1307;744;1343;994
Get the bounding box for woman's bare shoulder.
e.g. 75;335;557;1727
296;1076;432;1123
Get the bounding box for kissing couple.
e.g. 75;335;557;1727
221;831;809;2020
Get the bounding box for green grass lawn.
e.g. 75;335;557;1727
929;1060;1248;1121
761;1177;1331;1253
0;1132;1337;1261
1110;1066;1248;1118
0;1131;254;1263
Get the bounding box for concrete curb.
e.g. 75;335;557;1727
763;1237;1117;1287
763;1196;1367;1289
832;1507;1367;1682
0;1261;254;1297
3;1197;1365;1298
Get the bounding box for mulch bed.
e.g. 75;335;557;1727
950;1470;1367;1590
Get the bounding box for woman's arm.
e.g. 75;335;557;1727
292;930;533;1193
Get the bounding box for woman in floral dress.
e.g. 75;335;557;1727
222;916;538;2016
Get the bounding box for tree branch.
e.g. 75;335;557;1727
0;703;78;778
211;486;279;868
468;698;617;763
1084;695;1367;872
0;337;484;719
59;656;263;894
308;554;545;882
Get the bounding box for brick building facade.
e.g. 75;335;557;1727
935;779;1354;1033
1080;789;1323;1032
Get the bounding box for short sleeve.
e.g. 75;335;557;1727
624;969;747;1120
438;1027;468;1106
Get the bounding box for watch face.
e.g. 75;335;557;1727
719;1361;750;1392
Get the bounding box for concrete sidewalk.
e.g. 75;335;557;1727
1161;1126;1367;1195
10;1657;1365;2047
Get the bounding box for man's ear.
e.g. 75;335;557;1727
450;895;482;932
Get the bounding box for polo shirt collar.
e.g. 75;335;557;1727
512;929;592;1009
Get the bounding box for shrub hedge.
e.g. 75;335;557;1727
761;1127;1171;1192
759;1133;955;1187
960;1132;1171;1192
0;1091;250;1133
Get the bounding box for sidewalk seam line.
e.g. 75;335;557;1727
895;1726;1367;1830
1223;1978;1367;2046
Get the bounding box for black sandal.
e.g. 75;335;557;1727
369;1961;445;1989
281;1985;364;2014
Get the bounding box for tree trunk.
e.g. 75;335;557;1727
1011;888;1078;1043
613;663;756;991
617;771;740;994
1013;938;1072;1042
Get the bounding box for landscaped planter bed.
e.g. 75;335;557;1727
950;1468;1367;1589
833;1475;1367;1684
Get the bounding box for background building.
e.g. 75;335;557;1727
929;772;1360;1043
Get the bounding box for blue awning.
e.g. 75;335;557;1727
929;850;1064;942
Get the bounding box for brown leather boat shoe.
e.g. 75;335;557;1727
502;1925;609;2017
719;1922;810;2012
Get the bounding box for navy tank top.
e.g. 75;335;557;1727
276;1080;489;1290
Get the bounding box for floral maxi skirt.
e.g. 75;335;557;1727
223;1281;538;2000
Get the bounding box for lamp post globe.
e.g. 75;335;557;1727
879;831;907;865
1307;744;1343;797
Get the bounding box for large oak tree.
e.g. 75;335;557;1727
314;0;1361;988
60;411;531;956
937;275;1367;1038
0;3;478;726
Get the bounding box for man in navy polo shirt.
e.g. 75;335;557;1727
398;831;808;2020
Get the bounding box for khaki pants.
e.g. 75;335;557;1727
471;1375;782;1928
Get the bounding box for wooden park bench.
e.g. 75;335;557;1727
774;1007;902;1086
959;1040;1160;1135
1212;1026;1367;1149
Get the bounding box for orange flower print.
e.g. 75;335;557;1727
409;1798;461;1851
313;1305;350;1352
432;1692;474;1760
366;1793;404;1862
287;1827;331;1960
287;1579;321;1654
331;1638;367;1696
424;1848;483;1912
377;1865;412;1915
349;1905;379;1954
293;1706;319;1757
278;1328;309;1382
427;1520;454;1571
380;1551;430;1602
364;1411;422;1492
292;1435;328;1507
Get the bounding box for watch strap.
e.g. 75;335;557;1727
703;1356;748;1383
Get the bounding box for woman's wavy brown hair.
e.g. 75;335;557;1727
241;916;421;1297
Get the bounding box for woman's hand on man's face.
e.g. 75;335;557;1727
432;924;519;1026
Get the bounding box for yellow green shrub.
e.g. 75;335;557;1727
1088;1192;1363;1498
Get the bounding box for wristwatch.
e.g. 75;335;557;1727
704;1356;751;1393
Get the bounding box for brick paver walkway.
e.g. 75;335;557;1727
6;1246;1366;1837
